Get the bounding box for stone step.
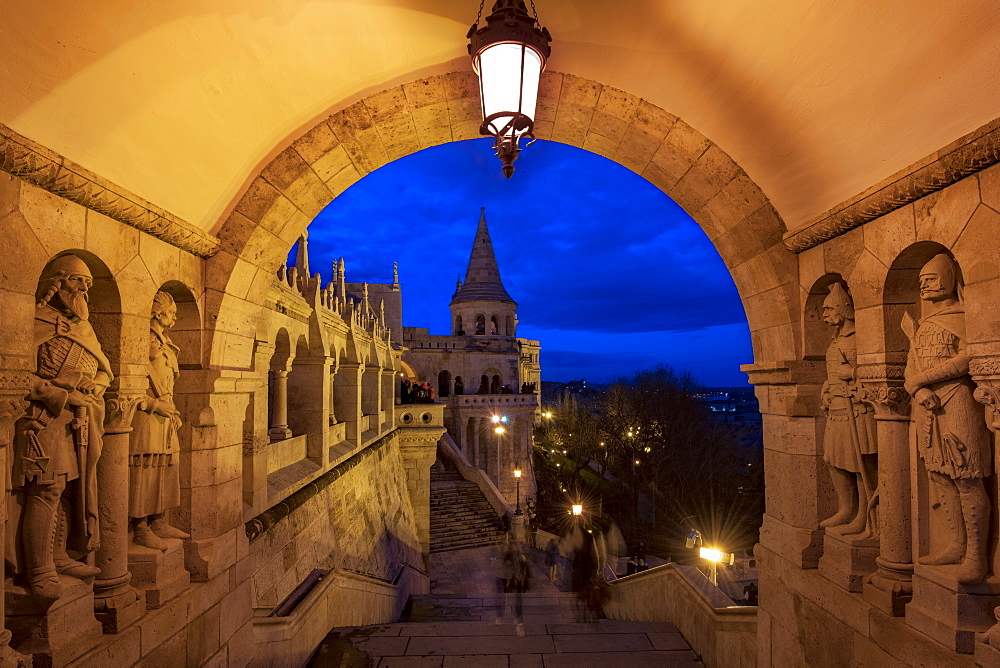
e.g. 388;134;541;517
309;619;700;667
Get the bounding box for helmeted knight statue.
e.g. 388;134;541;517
9;255;107;602
819;282;878;536
904;253;990;585
129;291;189;550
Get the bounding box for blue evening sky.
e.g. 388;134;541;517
306;138;752;386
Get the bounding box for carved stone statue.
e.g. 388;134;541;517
129;291;189;550
904;253;989;584
10;255;107;601
819;283;878;536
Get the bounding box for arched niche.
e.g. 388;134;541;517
40;250;124;373
802;273;848;361
287;334;311;435
883;241;956;359
438;369;451;398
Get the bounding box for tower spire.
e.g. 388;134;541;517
451;208;514;304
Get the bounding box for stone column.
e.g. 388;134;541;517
94;388;146;632
860;374;912;616
743;361;828;569
971;359;1000;663
335;362;363;447
268;369;292;441
288;356;331;463
361;365;380;417
399;427;444;564
381;369;396;431
0;385;30;665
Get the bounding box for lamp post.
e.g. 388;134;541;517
513;464;523;515
468;0;552;178
494;424;506;491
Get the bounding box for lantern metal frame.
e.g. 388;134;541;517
468;0;552;178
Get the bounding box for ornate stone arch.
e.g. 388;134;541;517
208;71;799;370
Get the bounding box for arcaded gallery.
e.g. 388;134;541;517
2;1;1000;666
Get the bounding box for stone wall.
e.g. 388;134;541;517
749;130;1000;665
248;433;423;610
603;563;757;668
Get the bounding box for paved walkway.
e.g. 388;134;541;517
309;545;702;667
428;544;562;595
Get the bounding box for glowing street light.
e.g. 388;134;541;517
698;546;735;586
494;426;506;435
571;503;583;516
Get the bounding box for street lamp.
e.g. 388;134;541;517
468;0;552;179
699;546;735;586
513;464;523;515
571;503;583;516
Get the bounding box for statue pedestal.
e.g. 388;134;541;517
906;567;1000;654
128;538;190;608
6;576;103;667
976;637;1000;668
818;530;878;592
512;514;525;543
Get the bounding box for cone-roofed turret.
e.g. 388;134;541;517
451;208;515;304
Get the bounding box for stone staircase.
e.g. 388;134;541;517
311;596;699;666
430;459;506;553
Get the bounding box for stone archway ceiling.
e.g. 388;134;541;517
3;1;1000;232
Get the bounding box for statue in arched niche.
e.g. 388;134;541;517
819;283;878;536
11;255;106;601
904;253;989;584
129;291;189;550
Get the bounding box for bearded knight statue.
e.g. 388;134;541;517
904;253;990;585
129;291;189;550
819;283;878;536
11;255;107;601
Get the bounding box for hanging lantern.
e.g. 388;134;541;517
468;0;552;178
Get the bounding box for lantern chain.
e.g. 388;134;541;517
475;0;485;28
529;0;540;25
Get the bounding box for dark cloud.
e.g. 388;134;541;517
307;139;751;384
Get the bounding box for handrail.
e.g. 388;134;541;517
245;428;398;542
438;433;514;517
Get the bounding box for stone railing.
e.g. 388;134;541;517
253;562;429;666
447;394;538;409
438;433;513;519
603;563;757;668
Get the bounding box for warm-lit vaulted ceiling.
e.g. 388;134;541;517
4;1;1000;233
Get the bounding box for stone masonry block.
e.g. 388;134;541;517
327;100;374;139
85;208;140;275
234;177;282;224
442;71;478;101
633;100;677;140
262;146;311;192
979;161;1000;212
292;120;342;163
364;86;408;125
595;85;639;122
954;204;1000;285
559;74;601;107
914;173;979;248
403;76;448;109
17;179;86;256
0;211;52;295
